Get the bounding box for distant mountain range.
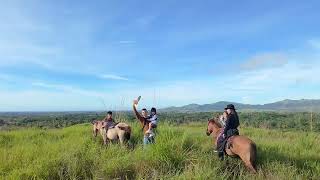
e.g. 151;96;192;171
161;99;320;112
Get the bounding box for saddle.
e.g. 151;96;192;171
220;129;239;154
225;136;235;150
107;122;119;129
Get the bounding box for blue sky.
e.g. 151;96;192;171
0;0;320;111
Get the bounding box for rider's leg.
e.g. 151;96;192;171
216;136;225;160
143;136;149;145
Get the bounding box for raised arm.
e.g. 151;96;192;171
133;103;145;125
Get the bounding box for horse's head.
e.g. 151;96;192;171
94;121;107;133
206;117;222;136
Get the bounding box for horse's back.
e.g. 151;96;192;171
116;122;130;128
107;122;131;140
228;135;256;155
116;123;131;132
234;135;254;144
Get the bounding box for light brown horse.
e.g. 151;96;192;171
93;121;131;145
206;117;257;173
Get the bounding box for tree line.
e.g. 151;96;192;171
0;111;319;132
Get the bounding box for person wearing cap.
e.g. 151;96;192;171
145;107;158;134
216;104;240;160
223;104;240;137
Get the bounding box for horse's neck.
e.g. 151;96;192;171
213;127;222;138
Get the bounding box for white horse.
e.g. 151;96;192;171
93;121;131;145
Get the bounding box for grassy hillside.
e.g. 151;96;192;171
1;123;320;179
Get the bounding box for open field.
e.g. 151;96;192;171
1;122;320;179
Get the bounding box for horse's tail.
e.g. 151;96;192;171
124;126;131;140
250;143;257;172
117;124;131;140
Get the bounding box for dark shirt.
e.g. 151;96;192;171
223;113;240;136
105;118;115;128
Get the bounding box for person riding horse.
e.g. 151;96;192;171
217;104;240;160
102;111;118;132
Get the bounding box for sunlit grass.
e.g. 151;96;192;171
0;123;319;179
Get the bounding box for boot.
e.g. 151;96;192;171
218;151;224;161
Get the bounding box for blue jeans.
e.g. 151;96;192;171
143;135;155;145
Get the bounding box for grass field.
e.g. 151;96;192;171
1;122;320;179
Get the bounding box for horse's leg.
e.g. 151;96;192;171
101;129;108;145
248;143;257;173
238;148;257;173
93;129;98;137
118;130;127;146
103;134;107;145
243;157;257;173
119;134;124;146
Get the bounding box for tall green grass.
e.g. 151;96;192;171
0;123;319;179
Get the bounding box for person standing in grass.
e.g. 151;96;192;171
133;96;158;145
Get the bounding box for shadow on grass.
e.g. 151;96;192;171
256;146;320;177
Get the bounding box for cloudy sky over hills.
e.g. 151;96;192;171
0;0;320;111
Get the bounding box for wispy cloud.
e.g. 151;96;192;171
240;52;288;71
31;82;104;98
118;40;136;44
135;15;156;28
99;74;129;81
0;73;15;81
308;39;320;49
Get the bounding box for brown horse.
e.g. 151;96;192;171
93;121;131;145
206;117;257;173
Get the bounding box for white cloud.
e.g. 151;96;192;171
0;90;106;111
308;39;320;49
236;61;320;90
118;41;136;44
31;82;105;98
99;74;129;81
2;57;320;111
240;52;288;71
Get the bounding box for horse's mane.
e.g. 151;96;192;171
209;117;223;128
116;122;130;128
